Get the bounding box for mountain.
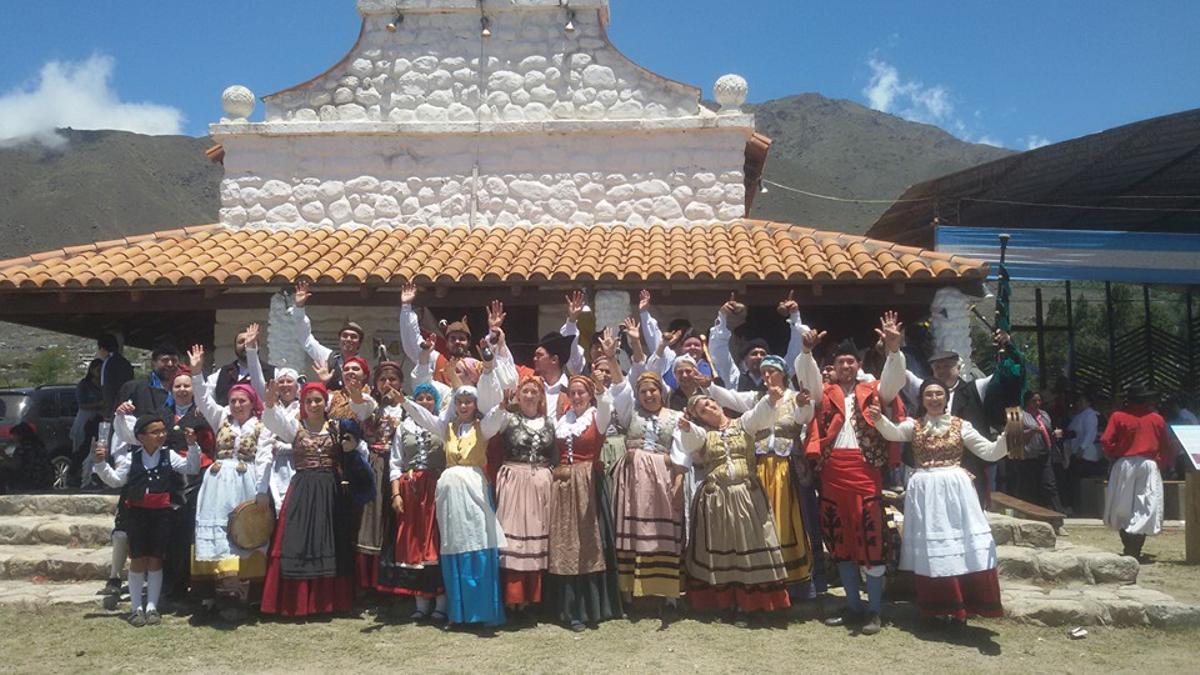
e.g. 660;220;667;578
0;94;1012;259
747;94;1013;234
0;130;221;258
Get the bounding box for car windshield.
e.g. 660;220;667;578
0;394;31;424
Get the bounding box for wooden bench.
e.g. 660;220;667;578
989;491;1066;531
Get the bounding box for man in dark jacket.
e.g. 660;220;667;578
98;333;134;421
116;344;180;416
208;327;275;406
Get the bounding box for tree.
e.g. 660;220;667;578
25;347;73;386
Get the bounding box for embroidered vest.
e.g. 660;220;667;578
124;448;178;509
446;421;485;468
911;417;965;469
214;419;261;462
502;415;556;464
293;423;339;471
626;407;681;454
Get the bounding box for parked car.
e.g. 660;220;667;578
0;386;79;492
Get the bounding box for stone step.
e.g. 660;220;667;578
0;493;119;517
0;579;106;607
0;544;113;581
997;543;1139;585
1003;581;1200;627
988;513;1057;549
0;514;112;548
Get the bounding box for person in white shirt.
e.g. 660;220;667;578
1065;391;1105;509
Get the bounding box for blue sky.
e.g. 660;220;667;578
0;0;1196;150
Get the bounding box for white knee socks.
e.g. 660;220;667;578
127;570;145;612
146;570;163;613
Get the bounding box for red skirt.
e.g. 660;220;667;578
685;578;791;613
818;448;886;567
376;469;443;598
914;569;1003;620
261;484;354;617
356;553;379;590
502;569;543;605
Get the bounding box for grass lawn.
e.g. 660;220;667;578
2;526;1195;674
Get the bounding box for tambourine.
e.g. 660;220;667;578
228;499;275;550
1004;407;1026;460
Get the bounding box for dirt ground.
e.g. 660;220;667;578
1;526;1196;674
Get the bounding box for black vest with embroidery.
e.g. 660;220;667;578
123;448;181;509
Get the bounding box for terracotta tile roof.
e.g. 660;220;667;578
0;221;987;290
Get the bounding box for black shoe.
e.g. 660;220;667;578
731;611;750;629
861;612;882;636
99;578;122;596
569;620;587;632
658;602;680;630
823;610;865;627
128;608;147;627
144;609;162;626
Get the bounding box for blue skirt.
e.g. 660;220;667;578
441;548;506;626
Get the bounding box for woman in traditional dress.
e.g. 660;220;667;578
187;345;273;621
259;380;369;617
355;361;406;591
245;339;300;515
546;332;624;631
377;382;447;619
610;362;686;626
403;384;506;629
478;368;555;622
868;379;1008;625
676;379;789;627
704;353;819;598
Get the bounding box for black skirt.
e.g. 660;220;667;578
126;506;174;559
279;469;355;579
545;469;623;624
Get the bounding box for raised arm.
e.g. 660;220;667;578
962;420;1008;462
780;292;809;377
611;380;634;429
398;282;432;367
190;345;227;430
290;282;333;365
93;447;131;488
674;418;708;461
113;412;137;447
707;382;756;414
708;295;739;388
739;387;783;435
477;365;505;415
401;398;448;441
480;405;511;440
261;384;300;441
595;386;613;434
561;291;587;376
794;329;824;398
244;323;267;399
253;424;276;488
876;311;908;405
870;408;916;442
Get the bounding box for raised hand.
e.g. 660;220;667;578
264;379;279;408
677;417;692;433
400;281;418;305
802;329;827;353
777;289;799;317
796;388;812;409
720;291;739;316
874;311;903;353
622;317;641;343
599;326;619;357
994;329;1011;348
115;400;136;417
565;290;586;322
312;361;333;384
244;322;260;350
866;403;882;423
638;289;652;312
487;299;506;332
294;281;312;308
767;381;786;404
188;344;205;372
93;440;107;464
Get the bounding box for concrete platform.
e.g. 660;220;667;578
0;494;119;517
0;544;113;581
0;579;105;606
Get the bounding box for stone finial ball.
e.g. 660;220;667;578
222;85;256;120
714;74;748;111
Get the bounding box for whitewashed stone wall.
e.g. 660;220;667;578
212;0;755;229
262;7;696;125
930;287;975;374
218;131;748;228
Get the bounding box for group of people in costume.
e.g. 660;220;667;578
90;284;1172;634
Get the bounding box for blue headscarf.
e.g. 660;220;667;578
412;382;442;411
760;355;787;376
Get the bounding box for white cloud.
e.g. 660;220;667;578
0;54;183;149
863;57;1014;150
1021;135;1052;150
863;58;954;125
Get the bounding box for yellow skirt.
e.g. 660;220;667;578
190;547;267;581
616;551;681;599
756;454;813;585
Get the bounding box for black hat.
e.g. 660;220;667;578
928;350;960;364
739;338;770;361
667;318;692;334
134;413;168;436
1124;384;1159;403
831;338;861;360
536;332;575;365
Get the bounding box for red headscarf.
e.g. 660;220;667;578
299;381;329;419
227;383;263;417
343;356;370;383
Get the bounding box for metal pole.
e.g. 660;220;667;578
1106;282;1118;397
1065;280;1076;399
1144;284;1155;387
1188;288;1196;397
1035;287;1047;391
